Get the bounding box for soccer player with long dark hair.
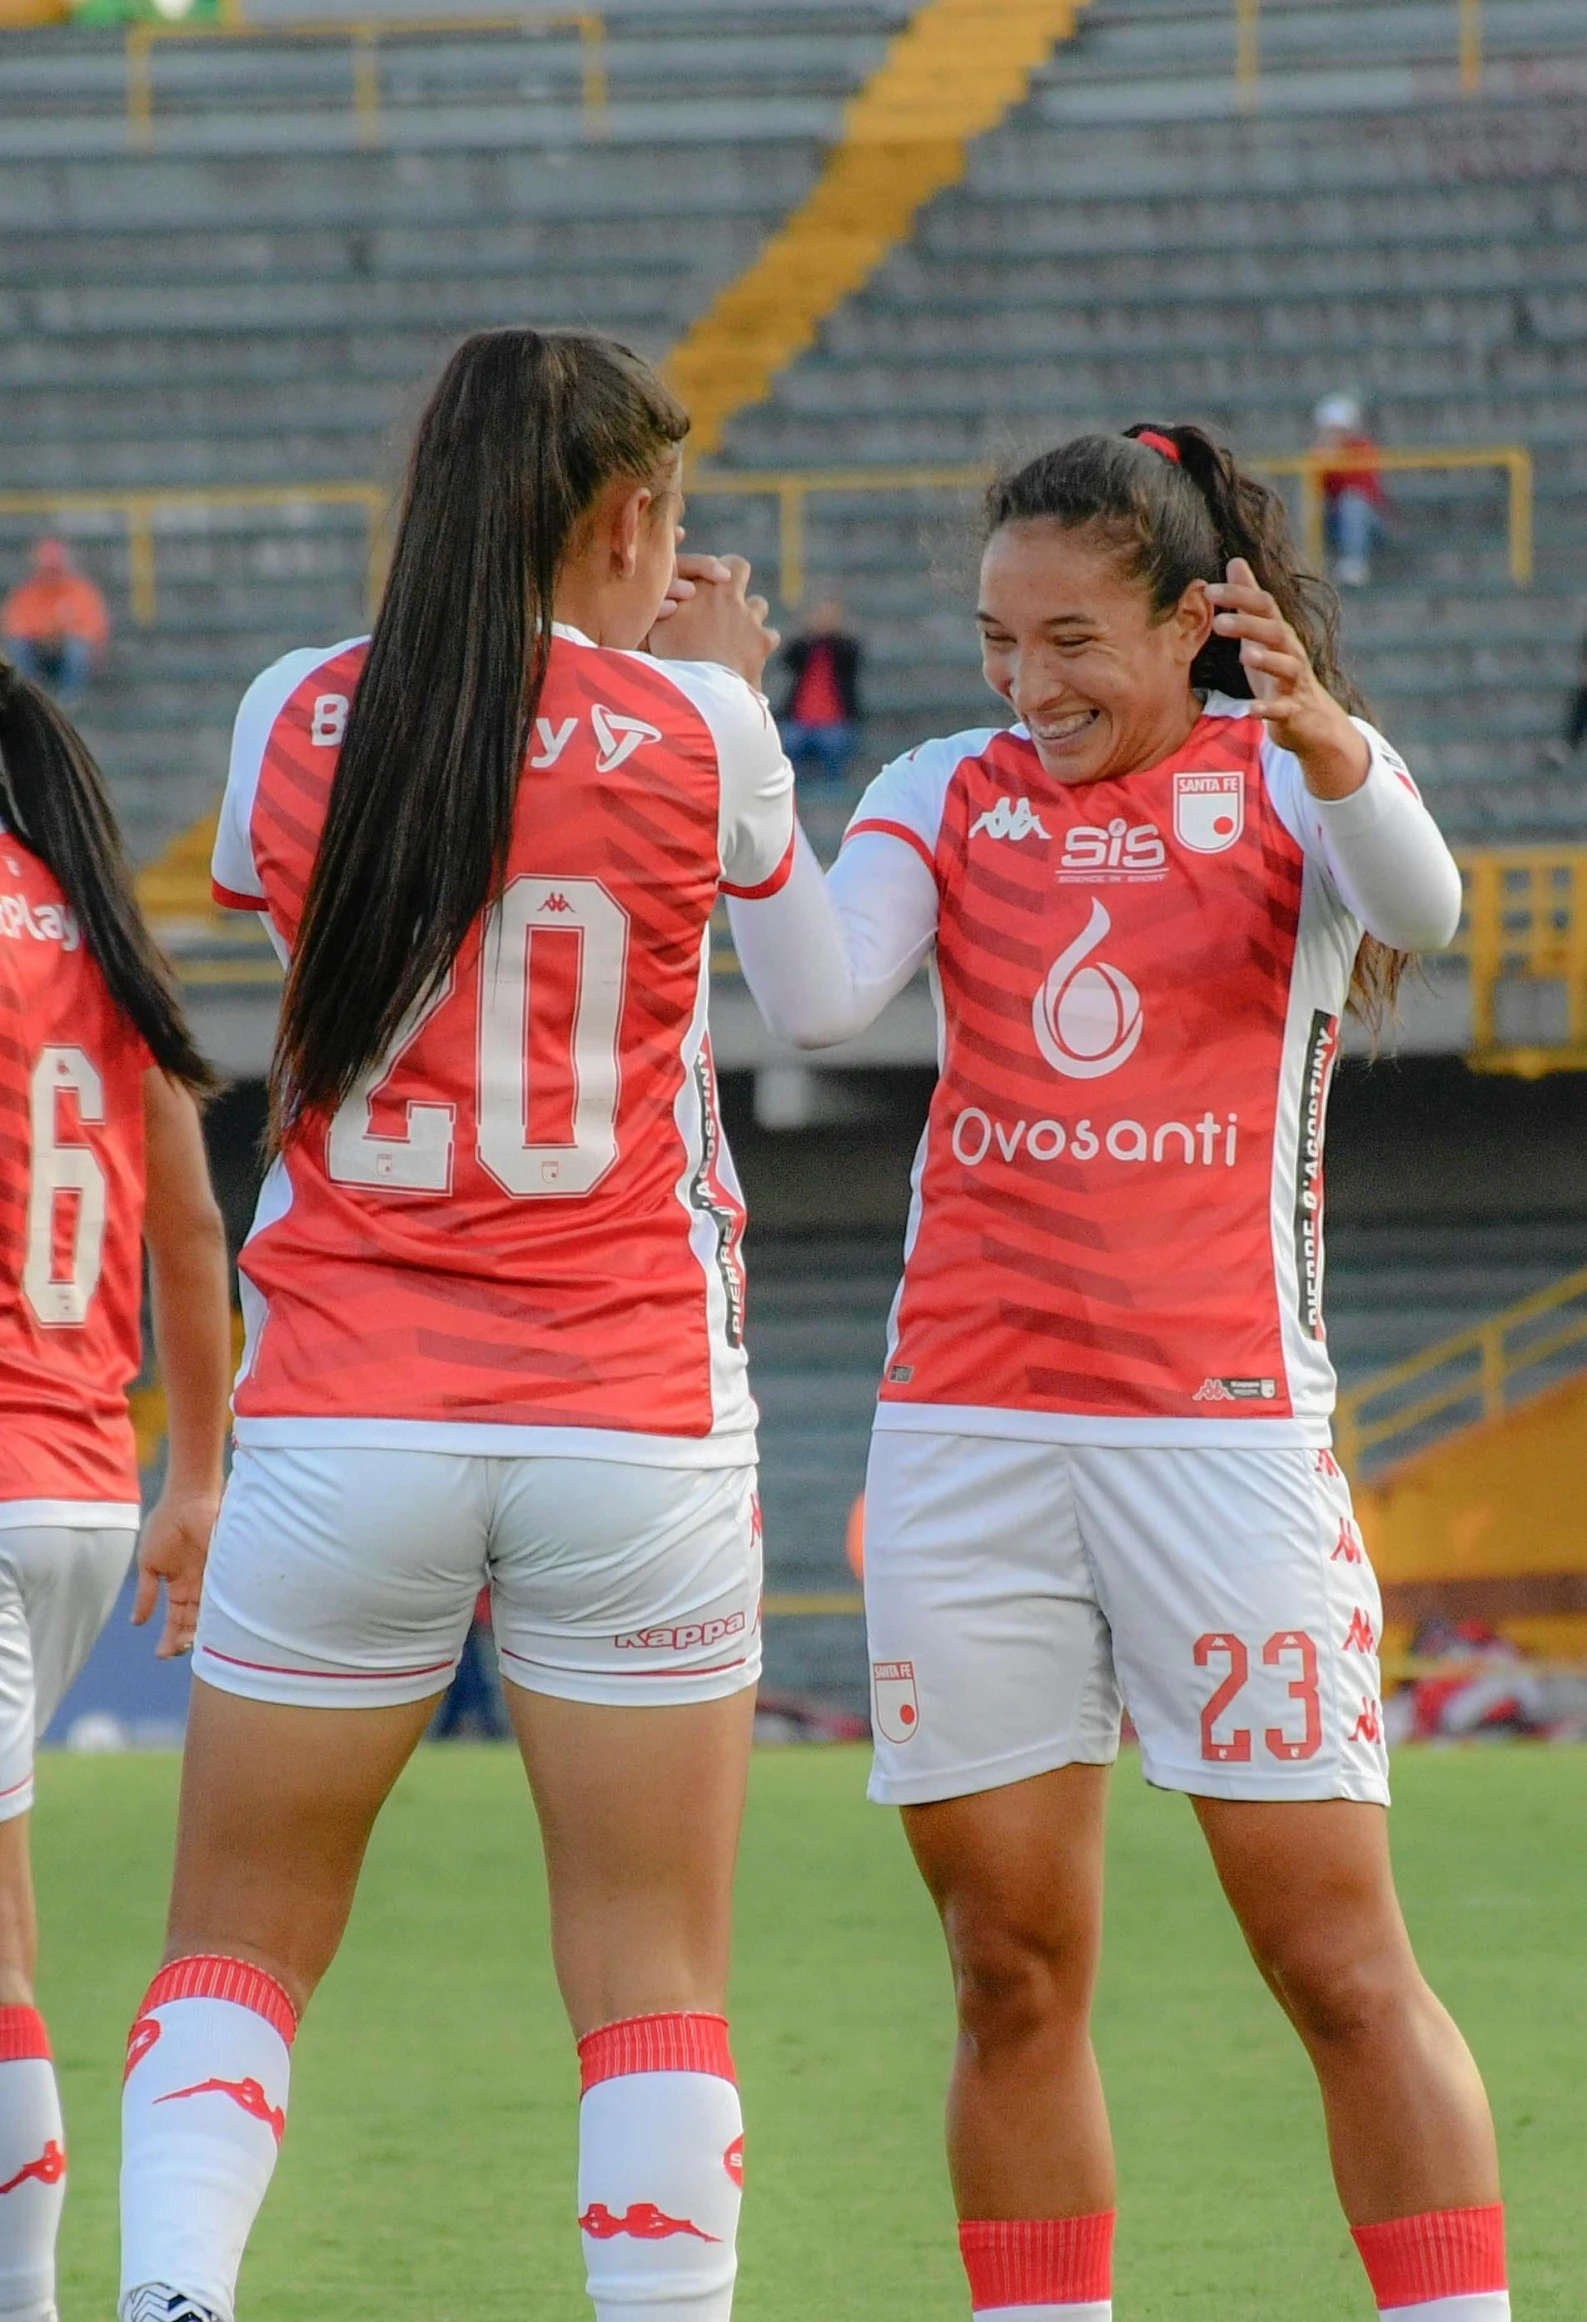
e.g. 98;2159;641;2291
0;665;229;2322
118;329;792;2322
730;427;1509;2322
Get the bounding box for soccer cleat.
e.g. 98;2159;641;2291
122;2287;223;2322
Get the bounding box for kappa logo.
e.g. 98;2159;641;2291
1331;1519;1364;1565
616;1612;746;1653
1343;1608;1378;1654
1315;1446;1343;1480
541;892;573;914
871;1659;919;1744
156;2076;286;2147
123;2016;161;2082
971;795;1051;842
0;2141;65;2198
580;2203;719;2244
1350;1696;1384;1744
1033;900;1143;1080
591;703;663;774
1193;1376;1278;1403
1174;771;1244;854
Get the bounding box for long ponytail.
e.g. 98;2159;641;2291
270;328;689;1145
0;660;215;1094
987;424;1407;1023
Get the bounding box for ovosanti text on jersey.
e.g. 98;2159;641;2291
951;1107;1240;1169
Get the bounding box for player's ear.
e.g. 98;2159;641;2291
1172;577;1216;666
610;481;655;581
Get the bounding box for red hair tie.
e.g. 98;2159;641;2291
1135;430;1181;464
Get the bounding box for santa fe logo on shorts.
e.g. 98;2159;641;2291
1032;899;1144;1080
871;1659;919;1744
1173;771;1244;853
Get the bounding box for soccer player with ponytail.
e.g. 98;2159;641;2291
118;329;792;2322
0;667;229;2322
730;426;1509;2320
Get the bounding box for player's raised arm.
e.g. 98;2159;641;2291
133;1070;229;1658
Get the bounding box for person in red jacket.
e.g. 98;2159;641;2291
1;541;110;714
1313;395;1388;587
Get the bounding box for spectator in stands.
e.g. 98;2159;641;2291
777;594;863;785
1311;393;1388;587
1544;627;1587;765
1;538;109;713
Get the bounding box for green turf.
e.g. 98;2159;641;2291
37;1742;1587;2320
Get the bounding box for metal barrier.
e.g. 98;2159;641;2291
1334;1259;1587;1476
1452;848;1587;1075
1234;0;1484;106
690;446;1533;602
125;9;607;151
0;483;389;626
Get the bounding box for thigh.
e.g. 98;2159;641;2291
487;1458;762;1707
0;1554;34;1824
195;1445;489;1707
862;1430;1120;1808
1074;1444;1388;1804
508;1685;755;2037
168;1679;437;2010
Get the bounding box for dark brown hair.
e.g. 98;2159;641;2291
987;423;1405;1021
270;327;688;1142
0;661;216;1095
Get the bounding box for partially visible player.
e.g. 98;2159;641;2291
0;661;229;2322
118;330;792;2322
729;428;1508;2322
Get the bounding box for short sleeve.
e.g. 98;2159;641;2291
212;644;354;913
645;657;796;898
844;728;1003;877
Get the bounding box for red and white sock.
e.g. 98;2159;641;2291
959;2213;1115;2320
576;2013;743;2321
0;2007;66;2322
119;1956;297;2322
1352;2205;1510;2320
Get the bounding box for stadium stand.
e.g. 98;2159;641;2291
715;0;1587;838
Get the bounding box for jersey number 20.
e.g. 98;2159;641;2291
328;876;629;1199
25;1046;108;1327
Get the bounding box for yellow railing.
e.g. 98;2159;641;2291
125;9;607;151
690;445;1533;602
1334;1260;1587;1476
1235;0;1485;106
1256;445;1533;586
0;484;388;626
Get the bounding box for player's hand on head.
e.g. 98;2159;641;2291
1207;557;1369;798
649;552;781;687
133;1483;220;1658
651;551;734;625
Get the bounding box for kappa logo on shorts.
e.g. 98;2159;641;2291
1343;1608;1378;1654
1331;1518;1365;1564
1173;771;1244;853
1350;1696;1384;1744
615;1612;746;1653
871;1659;919;1744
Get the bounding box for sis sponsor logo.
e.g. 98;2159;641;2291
1056;816;1168;881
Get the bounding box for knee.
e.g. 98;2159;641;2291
945;1908;1096;2057
1255;1926;1416;2052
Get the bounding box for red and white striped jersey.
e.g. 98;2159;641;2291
838;698;1454;1445
212;625;794;1462
0;826;149;1522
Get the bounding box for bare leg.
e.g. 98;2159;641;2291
0;1816;36;2007
903;1764;1114;2219
505;1683;754;2033
164;1677;442;2009
1196;1797;1499;2225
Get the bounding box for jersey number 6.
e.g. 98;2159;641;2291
24;1045;108;1327
327;874;630;1200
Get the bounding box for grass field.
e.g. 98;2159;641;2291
38;1741;1587;2320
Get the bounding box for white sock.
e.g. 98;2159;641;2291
576;2014;743;2321
120;1957;297;2322
975;2308;1111;2320
1380;2303;1509;2321
0;2008;65;2322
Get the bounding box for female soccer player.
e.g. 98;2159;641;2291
729;427;1509;2322
118;329;793;2322
0;663;229;2322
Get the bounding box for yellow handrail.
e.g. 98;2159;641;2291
0;484;389;625
1233;0;1483;105
1253;445;1532;585
125;10;607;151
1449;849;1587;1072
1334;1259;1587;1475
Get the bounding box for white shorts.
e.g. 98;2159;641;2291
863;1432;1388;1808
0;1525;138;1820
194;1447;762;1711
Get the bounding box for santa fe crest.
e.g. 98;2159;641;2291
871;1659;920;1744
1173;770;1244;854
